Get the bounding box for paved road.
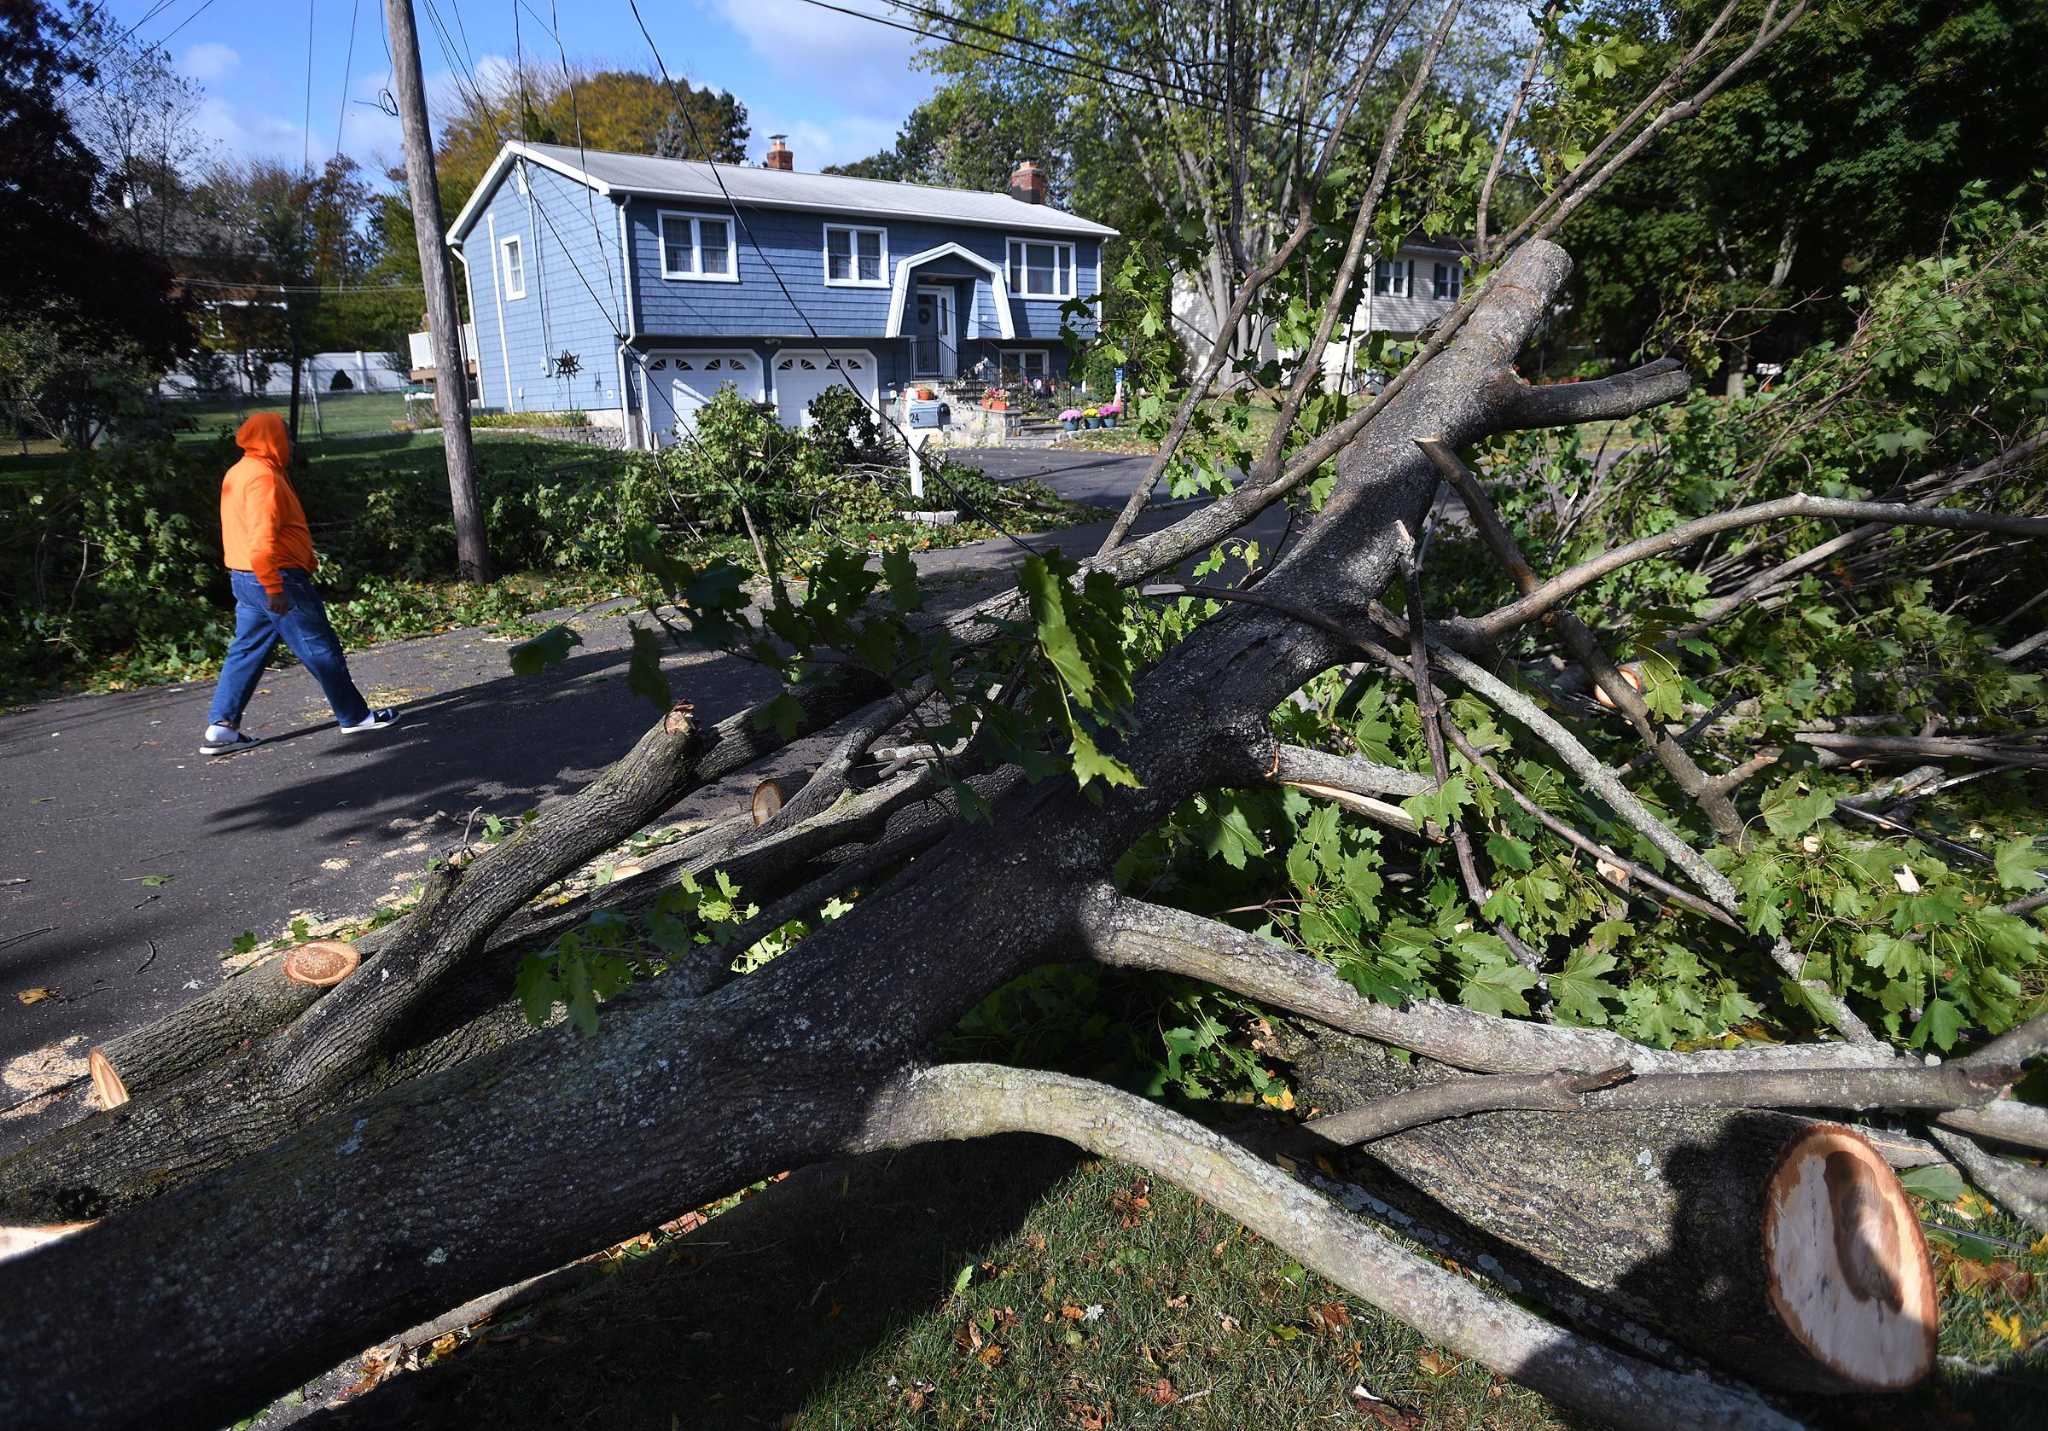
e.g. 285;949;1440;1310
0;449;1246;1097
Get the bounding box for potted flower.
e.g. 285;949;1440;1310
915;386;935;401
1083;406;1101;429
985;386;1009;411
1058;407;1082;432
1097;400;1122;429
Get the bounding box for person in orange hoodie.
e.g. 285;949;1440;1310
200;412;398;754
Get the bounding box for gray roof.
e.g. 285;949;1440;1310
514;143;1118;239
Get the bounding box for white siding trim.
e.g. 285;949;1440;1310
656;209;740;282
885;242;1015;340
1005;237;1077;300
485;211;515;411
822;222;890;287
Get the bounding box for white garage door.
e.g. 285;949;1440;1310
643;350;761;445
772;349;878;429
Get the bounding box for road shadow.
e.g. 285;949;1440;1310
277;1135;1082;1431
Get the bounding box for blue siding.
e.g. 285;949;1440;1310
623;200;1098;345
458;153;1104;431
464;160;630;413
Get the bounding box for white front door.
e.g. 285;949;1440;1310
772;349;879;429
913;285;957;378
643;350;761;444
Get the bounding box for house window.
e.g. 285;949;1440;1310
1006;239;1076;299
824;224;887;286
1372;258;1410;298
1433;262;1463;301
1001;350;1050;382
500;235;526;300
659;212;738;282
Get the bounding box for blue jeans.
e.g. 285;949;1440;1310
207;569;371;728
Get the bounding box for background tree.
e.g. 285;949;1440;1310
62;10;212;262
0;0;192;445
1551;0;2048;389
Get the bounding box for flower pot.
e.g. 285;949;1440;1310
915;387;935;401
1100;416;1116;429
1060;419;1078;432
986;399;1007;411
1084;416;1100;429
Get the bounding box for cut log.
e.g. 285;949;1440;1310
1763;1125;1937;1390
0;1220;95;1263
751;778;784;826
87;1047;128;1110
1284;1026;1937;1395
283;940;361;988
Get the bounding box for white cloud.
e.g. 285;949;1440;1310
179;42;240;83
749;112;901;171
711;0;927;108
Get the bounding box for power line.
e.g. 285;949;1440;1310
333;0;361;165
792;0;1341;141
624;0;1038;556
302;0;317;174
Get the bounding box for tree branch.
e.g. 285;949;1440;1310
1497;357;1694;429
1304;1059;2016;1146
1470;495;2048;641
863;1063;1804;1431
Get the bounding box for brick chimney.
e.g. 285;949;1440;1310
1007;158;1048;205
764;135;794;171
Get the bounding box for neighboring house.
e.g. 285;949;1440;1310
1318;235;1473;391
1170;234;1472;391
439;138;1117;448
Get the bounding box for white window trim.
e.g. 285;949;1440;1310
1433;261;1464;301
1373;258;1412;299
1001;349;1050;379
657;209;739;283
822;223;890;288
1006;237;1078;301
499;234;527;301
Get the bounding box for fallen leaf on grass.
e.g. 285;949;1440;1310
14;987;57;1006
1417;1348;1458;1377
1308;1301;1351;1335
1140;1377;1177;1406
1954;1261;2036;1300
1062;1303;1088;1321
1163;1292;1189;1310
1984;1309;2030;1351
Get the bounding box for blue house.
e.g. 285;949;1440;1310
444;138;1117;448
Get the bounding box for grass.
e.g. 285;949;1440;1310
165;389;413;444
270;1138;1568;1431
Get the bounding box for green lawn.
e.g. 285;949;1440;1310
163;389;412;444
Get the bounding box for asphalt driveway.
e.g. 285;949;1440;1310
0;447;1251;1099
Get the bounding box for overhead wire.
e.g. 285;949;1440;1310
333;0;361;165
623;0;1039;555
302;0;317;174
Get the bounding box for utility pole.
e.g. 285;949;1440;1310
384;0;492;582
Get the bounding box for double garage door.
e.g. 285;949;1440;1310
644;348;879;445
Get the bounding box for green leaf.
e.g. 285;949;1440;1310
626;623;670;711
508;624;583;677
139;873;172;888
881;544;923;613
952;1261;975;1294
1911;998;1967;1052
1069;727;1140;791
1993;839;2048;892
1486;833;1534;871
1760;779;1834;838
1458;961;1539;1018
1897;1163;1967;1204
1550;947;1621;1026
1019;554;1097;709
754;690;805;741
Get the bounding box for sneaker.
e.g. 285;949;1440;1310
341;707;400;734
200;723;261;756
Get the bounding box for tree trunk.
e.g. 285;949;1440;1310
1285;1026;1935;1394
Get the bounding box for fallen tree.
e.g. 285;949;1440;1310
4;4;2048;1426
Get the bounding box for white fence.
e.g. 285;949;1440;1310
157;351;413;398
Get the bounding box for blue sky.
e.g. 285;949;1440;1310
101;0;934;174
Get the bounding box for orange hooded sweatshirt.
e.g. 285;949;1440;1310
220;412;318;596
